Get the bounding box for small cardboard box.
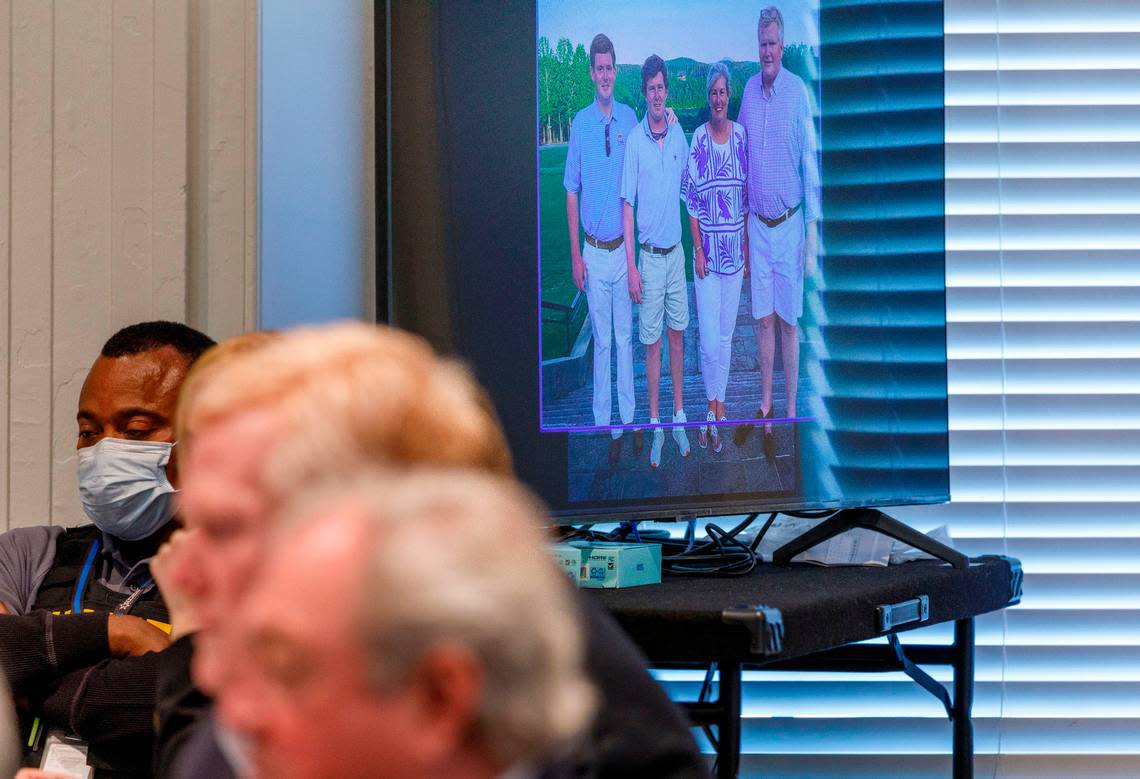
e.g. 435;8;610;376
549;542;589;586
576;542;662;589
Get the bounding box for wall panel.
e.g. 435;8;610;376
51;1;114;526
1;0;259;530
0;0;12;530
9;0;55;528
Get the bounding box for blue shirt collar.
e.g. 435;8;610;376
591;97;617;123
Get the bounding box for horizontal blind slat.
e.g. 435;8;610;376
734;10;1140;776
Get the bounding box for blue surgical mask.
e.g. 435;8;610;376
77;437;177;541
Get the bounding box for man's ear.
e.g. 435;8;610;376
402;643;485;765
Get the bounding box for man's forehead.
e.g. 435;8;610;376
79;347;189;408
190;406;281;458
182;409;282;498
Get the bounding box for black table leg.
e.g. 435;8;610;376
717;659;742;779
952;618;975;779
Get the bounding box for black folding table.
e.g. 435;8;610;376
585;554;1022;779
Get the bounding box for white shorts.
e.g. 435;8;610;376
638;243;689;344
749;209;804;324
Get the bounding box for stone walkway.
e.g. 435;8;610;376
544;282;814;505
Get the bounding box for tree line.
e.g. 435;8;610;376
538;37;816;144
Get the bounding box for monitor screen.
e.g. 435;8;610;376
386;0;949;521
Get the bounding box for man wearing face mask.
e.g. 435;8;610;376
0;321;215;778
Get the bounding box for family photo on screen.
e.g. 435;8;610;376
538;1;822;504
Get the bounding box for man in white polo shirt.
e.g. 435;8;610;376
622;54;691;468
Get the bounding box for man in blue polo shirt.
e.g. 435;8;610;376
622;54;691;469
564;33;641;467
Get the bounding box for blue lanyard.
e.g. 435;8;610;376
72;537;102;615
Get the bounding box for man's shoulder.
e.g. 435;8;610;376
0;525;67;613
613;101;637;128
571;101;598;128
742;73;763;98
0;524;66;554
779;67;808;87
668;122;690;154
625;119;650;155
778;67;811;101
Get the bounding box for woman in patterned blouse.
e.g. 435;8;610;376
681;61;749;451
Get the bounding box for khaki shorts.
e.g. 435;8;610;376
638;243;689;344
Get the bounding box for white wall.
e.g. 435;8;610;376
0;0;259;530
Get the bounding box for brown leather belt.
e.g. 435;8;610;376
755;204;800;229
640;242;678;256
585;233;623;251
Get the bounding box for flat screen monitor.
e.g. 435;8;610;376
384;0;949;522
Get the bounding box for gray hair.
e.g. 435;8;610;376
279;468;597;766
759;6;784;42
706;61;731;96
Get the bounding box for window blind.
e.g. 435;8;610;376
656;1;1140;775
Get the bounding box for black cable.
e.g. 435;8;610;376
662;514;760;576
749;512;780;553
664;514;757;558
560;513;772;578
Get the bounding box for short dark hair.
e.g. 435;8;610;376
101;321;216;367
640;54;668;95
589;34;615;69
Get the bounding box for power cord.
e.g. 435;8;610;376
560;510;839;577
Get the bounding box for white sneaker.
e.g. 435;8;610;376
650;418;665;468
715;416;726;453
673;410;690;457
709;411;721;453
699;410;714;449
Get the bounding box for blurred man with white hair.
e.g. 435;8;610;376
152;322;708;779
219;469;595;779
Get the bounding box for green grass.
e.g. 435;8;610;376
540;142;695;360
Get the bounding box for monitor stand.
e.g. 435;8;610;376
771;507;969;570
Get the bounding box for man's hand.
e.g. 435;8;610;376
694;247;708;279
665;106;678;126
151;528;202;641
628;265;643;304
567;192;587;293
107;614;170;657
622;201;641;303
571;251;587;293
803;221;818;277
742;231;750;277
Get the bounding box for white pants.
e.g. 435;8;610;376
583;241;635;438
749;209;805;324
695;269;744;403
